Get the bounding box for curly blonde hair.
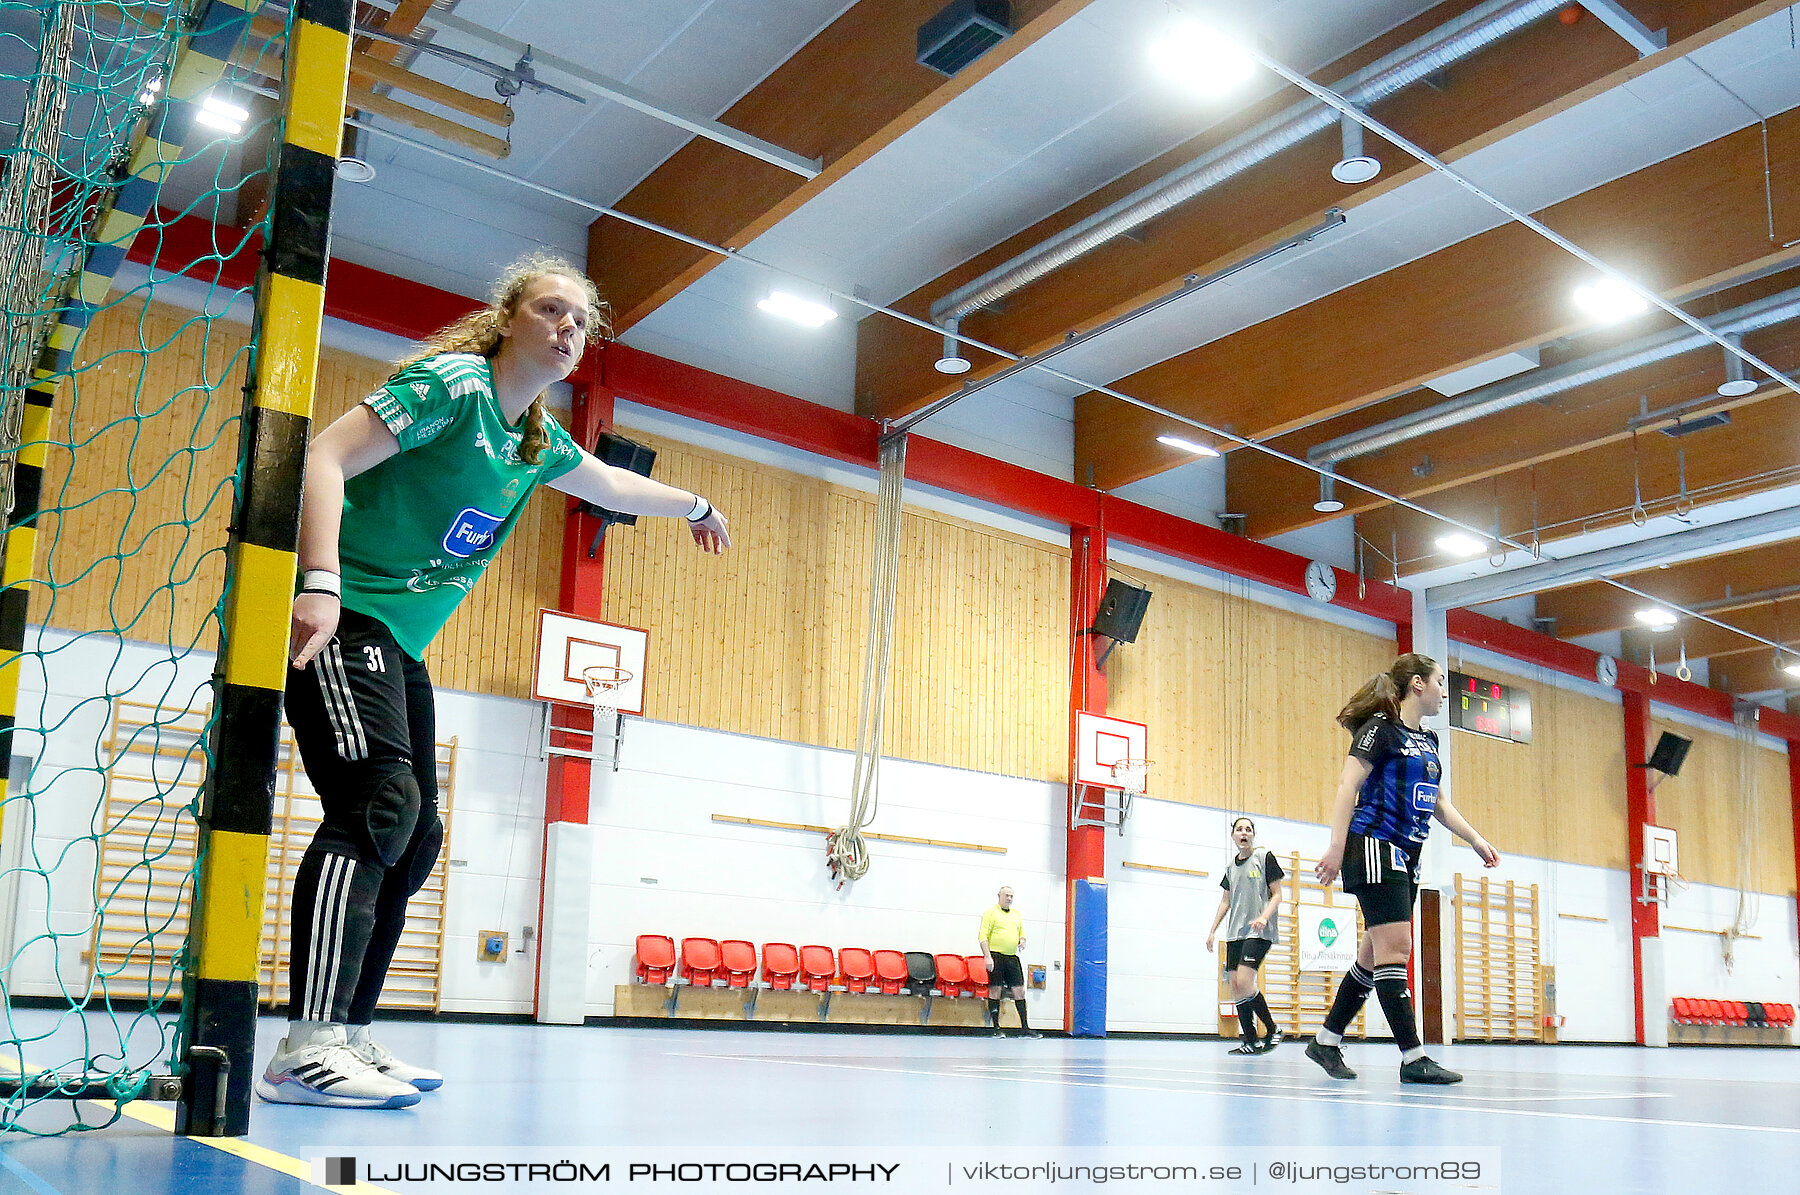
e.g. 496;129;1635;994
394;252;612;465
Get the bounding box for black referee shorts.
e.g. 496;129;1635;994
988;952;1025;989
1341;832;1419;927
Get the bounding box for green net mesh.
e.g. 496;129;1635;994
0;1;282;1135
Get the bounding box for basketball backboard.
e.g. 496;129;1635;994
1074;711;1148;793
1643;824;1678;878
535;610;648;716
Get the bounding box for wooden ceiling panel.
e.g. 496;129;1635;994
1081;109;1800;490
1620;608;1800;665
1351;396;1800;578
589;0;1079;329
856;0;1778;425
1539;542;1800;638
1227;324;1800;540
855;1;1649;422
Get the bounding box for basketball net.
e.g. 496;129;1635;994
1109;757;1152;796
582;664;633;723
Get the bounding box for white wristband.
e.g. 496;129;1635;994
685;495;712;522
300;569;341;596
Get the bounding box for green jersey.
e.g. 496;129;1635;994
341;353;583;659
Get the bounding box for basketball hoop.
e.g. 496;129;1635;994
1109;758;1153;795
582;664;634;722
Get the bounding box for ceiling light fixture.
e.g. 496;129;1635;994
1572;278;1649;323
1783;653;1800;679
1313;472;1344;513
1435;532;1487;557
1149;20;1257;98
757;290;837;328
1716;333;1758;397
1156;434;1220;457
1330;113;1381;185
194;92;249;135
1633;607;1679;630
136;74;163;106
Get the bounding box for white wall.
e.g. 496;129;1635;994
576;717;1067;1023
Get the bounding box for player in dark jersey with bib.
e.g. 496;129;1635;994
1306;653;1498;1085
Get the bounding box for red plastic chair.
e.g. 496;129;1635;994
1731;1000;1749;1025
872;950;907;995
1670;997;1689;1024
635;934;676;984
839;948;875;993
933;953;968;997
720;940;758;988
800;945;837;992
1778;1004;1796;1027
681;937;722;986
762;942;800;990
1705;999;1725;1025
963;954;991;996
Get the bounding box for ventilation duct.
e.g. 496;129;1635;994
918;0;1012;77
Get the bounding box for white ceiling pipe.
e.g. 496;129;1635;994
929;0;1566;325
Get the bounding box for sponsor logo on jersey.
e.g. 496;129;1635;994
412;414;452;442
442;507;504;558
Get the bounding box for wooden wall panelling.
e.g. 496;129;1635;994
1445;664;1628;870
1106;569;1393;821
1649;719;1795;895
599;428;1070;780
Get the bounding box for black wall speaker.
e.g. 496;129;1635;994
1092;579;1152;644
581;431;656;525
1647;731;1692;776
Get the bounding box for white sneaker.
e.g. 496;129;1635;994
348;1025;443;1091
255;1024;421;1109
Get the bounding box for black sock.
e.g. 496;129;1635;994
1322;963;1376;1037
987;998;1001;1027
1251;992;1276;1036
1235;996;1258;1041
1013;999;1030;1031
1374;965;1420;1053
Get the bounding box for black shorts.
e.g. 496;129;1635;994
1224;937;1271;971
988;952;1024;989
284;608;442;868
1341;832;1420;927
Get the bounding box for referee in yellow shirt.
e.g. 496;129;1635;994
979;887;1041;1037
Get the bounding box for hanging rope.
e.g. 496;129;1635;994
828;433;907;886
1723;706;1762;971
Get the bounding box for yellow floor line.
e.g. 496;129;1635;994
112;1099;398;1194
2;1058;394;1194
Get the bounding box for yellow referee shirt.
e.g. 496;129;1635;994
980;905;1024;955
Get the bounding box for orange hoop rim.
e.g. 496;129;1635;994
581;664;634;697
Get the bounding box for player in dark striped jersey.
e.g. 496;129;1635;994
1305;653;1499;1085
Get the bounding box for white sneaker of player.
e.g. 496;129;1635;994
348;1024;444;1091
255;1023;421;1109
